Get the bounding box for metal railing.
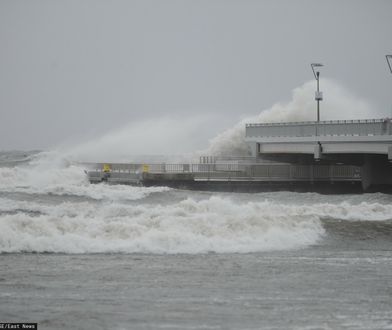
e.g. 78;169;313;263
88;162;361;182
246;118;392;138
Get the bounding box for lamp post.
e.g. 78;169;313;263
311;63;324;122
387;55;392;122
387;55;392;74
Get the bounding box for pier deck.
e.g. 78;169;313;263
86;119;392;193
87;162;363;193
246;118;392;159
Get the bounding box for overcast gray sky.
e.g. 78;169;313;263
1;0;391;151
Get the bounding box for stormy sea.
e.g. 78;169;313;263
1;150;392;330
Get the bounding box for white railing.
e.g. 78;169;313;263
246;118;392;138
88;163;361;181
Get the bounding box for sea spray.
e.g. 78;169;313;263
62;115;222;163
205;79;378;156
23;79;377;162
0;164;169;201
0;79;387;254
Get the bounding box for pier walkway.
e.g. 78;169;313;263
87;162;361;193
86;119;392;192
245;119;392;159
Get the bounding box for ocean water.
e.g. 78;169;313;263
1;151;392;329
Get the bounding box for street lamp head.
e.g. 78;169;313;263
311;62;324;79
311;63;324;68
310;62;324;122
386;55;392;74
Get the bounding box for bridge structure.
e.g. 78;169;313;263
245;118;392;190
85;118;392;193
245;118;392;159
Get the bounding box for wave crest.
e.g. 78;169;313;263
0;196;324;254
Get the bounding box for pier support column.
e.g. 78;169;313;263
248;142;259;157
362;155;392;191
314;143;322;160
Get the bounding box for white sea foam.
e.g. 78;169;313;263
294;201;392;222
0;196;325;253
1;193;392;254
0;152;169;201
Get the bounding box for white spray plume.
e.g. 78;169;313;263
205;79;380;156
43;79;380;162
62;115;220;163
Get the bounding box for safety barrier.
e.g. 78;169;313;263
88;162;361;182
246;119;392;138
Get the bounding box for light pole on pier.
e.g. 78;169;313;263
311;63;324;122
387;55;392;121
387;55;392;74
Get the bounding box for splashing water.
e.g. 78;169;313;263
205;79;378;156
1;189;392;254
0;79;388;254
31;79;378;162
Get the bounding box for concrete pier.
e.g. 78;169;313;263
86;119;392;193
245;118;392;191
246;119;392;159
87;161;364;193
